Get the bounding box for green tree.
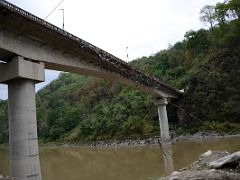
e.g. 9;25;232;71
184;29;210;55
214;2;229;26
228;0;240;19
0;100;8;144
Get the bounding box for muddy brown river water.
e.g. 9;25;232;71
0;136;240;180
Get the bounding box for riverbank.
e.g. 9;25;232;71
39;131;240;147
1;131;239;148
160;150;240;179
0;175;15;180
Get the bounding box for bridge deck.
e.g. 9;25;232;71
0;0;180;98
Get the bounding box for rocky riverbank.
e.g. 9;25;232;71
54;132;240;147
160;150;240;179
0;176;15;180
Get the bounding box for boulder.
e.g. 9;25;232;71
200;150;212;157
209;151;240;169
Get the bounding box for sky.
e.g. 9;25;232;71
0;0;223;100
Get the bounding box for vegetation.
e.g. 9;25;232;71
0;0;239;143
0;100;8;144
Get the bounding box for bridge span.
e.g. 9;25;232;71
0;0;181;179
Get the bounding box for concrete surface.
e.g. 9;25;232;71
0;57;43;180
0;56;44;83
156;99;170;142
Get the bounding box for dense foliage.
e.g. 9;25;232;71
0;0;239;143
35;74;159;142
0;100;8;144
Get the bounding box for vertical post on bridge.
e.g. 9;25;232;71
156;98;170;142
0;56;44;180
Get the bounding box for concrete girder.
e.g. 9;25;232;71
0;29;176;98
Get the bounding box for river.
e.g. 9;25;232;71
0;136;240;180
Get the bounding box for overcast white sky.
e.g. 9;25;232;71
0;0;223;100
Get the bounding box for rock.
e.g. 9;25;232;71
160;151;240;180
209;151;240;169
161;169;240;180
200;150;212;157
179;167;187;171
0;176;16;180
169;176;178;180
171;171;181;176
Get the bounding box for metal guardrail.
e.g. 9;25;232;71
0;0;180;96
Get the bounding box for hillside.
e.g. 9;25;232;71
0;0;239;143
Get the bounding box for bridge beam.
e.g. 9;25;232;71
0;56;44;180
0;29;178;98
156;99;170;142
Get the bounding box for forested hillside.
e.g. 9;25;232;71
0;0;239;143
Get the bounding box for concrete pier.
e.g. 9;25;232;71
161;142;174;175
0;56;44;180
156;99;170;142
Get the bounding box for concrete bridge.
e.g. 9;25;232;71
0;0;181;179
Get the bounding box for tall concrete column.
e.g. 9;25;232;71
0;56;44;180
156;99;170;142
8;79;42;180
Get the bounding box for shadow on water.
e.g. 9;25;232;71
0;136;240;179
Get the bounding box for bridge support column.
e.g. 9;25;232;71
0;56;44;180
156;99;170;142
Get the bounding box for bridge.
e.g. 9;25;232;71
0;0;181;179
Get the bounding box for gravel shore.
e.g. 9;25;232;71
54;132;240;147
